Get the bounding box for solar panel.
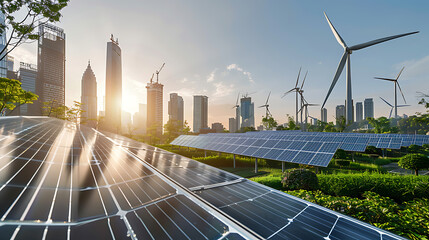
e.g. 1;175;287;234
0;117;257;239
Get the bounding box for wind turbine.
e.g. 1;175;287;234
298;99;319;131
232;92;241;131
321;12;419;124
379;97;409;119
374;67;407;119
298;71;308;124
283;68;302;124
156;63;165;83
259;91;272;118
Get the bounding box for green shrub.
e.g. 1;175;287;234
318;173;429;203
333;149;347;159
287;190;429;239
282;169;319;190
408;144;422;153
251;175;283;190
398;153;429;176
335;160;350;167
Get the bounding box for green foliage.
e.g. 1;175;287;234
336;115;346;132
251;174;283;190
398;153;429;176
282;168;319;191
333;149;347;159
318;173;429;203
261;116;278;130
408;144;422;153
0;77;38;114
335;160;350;167
367;117;392;133
365;146;380;155
287;190;429;239
0;0;69;61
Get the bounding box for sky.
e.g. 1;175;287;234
11;0;429;129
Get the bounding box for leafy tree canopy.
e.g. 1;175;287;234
0;77;38;114
398;153;429;176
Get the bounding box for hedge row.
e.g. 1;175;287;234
318;173;429;203
287;190;429;239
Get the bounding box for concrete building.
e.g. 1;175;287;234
240;96;254;128
105;35;122;133
193;95;208;133
133;103;147;135
81;61;97;127
364;98;374;119
356;102;363;122
211;122;224;133
36;24;65;114
146;81;163;136
335;105;345;125
321;108;327;123
229;117;236;133
18;62;38;115
168;93;184;127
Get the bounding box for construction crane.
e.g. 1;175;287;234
149;73;154;84
156;63;165;83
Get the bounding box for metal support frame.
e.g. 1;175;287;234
233;154;236;168
255;158;258;173
204;150;207;158
282;162;285;173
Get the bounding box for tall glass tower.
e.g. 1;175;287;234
0;12;7;78
240;97;254;128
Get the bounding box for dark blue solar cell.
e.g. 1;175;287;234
273;140;292;149
262;140;278;148
287;141;306;150
251;139;267;147
302;142;323;152
277;150;298;162
292;152;315;164
265;149;284;160
252;148;270;158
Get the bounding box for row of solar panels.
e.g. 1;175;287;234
170;131;429;167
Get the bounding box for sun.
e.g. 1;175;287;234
122;94;139;114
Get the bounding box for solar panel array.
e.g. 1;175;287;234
0;117;404;239
170;131;429;167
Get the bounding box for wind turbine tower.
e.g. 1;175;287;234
375;67;407;119
321;12;418;124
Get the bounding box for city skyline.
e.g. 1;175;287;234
8;0;429;128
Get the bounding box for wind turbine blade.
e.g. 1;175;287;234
295;67;301;88
396;81;407;104
300;71;308;89
374;77;396;82
380;97;393;107
349;31;419;51
307;104;320;106
282;89;295;98
266;91;271;105
258;105;265;108
389;108;393;119
236;92;240;105
397;105;410;107
321;51;348;108
324;12;347;49
396;67;405;81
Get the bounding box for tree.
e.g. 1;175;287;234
0;0;69;61
0;77;38;115
181;120;191;135
42;100;85;124
164;119;182;143
398;153;429;176
367;117;391;133
261;116;278;130
285;115;299;130
336;116;346;132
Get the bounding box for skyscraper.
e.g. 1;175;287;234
229;117;236;133
193;95;208;133
133;103;147;135
81;61;97;127
321;108;328;123
18;62;38;115
146;79;163;135
105;35;122;132
211;122;224;133
335;105;345;125
364;98;374;119
0;13;7;78
240;96;254;128
36;23;65;114
356;102;363;122
168;93;184;127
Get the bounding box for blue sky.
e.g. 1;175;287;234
13;0;429;127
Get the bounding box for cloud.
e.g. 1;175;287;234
206;69;216;82
181;77;188;83
226;63;254;83
213;81;234;98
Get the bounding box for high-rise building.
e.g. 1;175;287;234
168;93;184;127
105;35;122;132
36;24;65;114
211;122;224;133
81;61;97;127
240;96;254;128
364;98;374;119
321;108;328;123
229;117;236;133
146;81;163;135
18;62;38;115
6;56;14;72
193;95;208;133
356;102;363;122
121;111;132;133
133;103;147;135
335;105;345;125
0;13;7;78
